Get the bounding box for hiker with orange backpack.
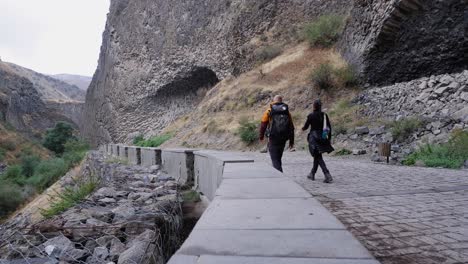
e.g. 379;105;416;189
259;95;295;172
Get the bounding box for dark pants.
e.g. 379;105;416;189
269;140;287;172
311;153;329;175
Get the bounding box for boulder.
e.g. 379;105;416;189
355;126;369;135
109;238;126;260
352;149;367;155
369;126;385;135
111;204;136;223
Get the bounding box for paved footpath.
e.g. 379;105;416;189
251;151;468;264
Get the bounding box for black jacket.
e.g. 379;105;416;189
302;111;334;154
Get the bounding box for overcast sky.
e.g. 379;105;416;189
0;0;109;76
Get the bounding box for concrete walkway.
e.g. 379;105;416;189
251;151;468;264
168;153;380;263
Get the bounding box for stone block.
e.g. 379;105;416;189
223;162;283;179
178;229;374;259
195;255;380;264
195;198;345;230
215;178;311;199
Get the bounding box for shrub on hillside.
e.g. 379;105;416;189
62;140;89;166
134;134;172;148
403;130;468;169
335;66;358;87
237;117;259;145
310;63;334;90
0;139;16;151
0;148;6;161
20;154;40;178
43;122;75;155
41;177;99;218
391;117;424;142
254;45;282;63
27;158;68;191
304;15;345;47
0;182;24;218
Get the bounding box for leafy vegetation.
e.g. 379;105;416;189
181;190;201;203
0;138;89;219
0;183;24;218
134;134;173;147
254;45;282;63
237;117;259;145
303;15;345;47
310;63;334;90
43;122;75;155
403;130;468;169
390;117;424;143
41;177;99;218
335;66;358;87
310;63;359;91
334;148;352;156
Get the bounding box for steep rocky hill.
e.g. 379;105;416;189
83;0;466;149
51;74;92;91
83;0;352;145
3;62;85;101
0;61;85;134
0;63;79;138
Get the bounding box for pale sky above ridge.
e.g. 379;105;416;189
0;0;110;76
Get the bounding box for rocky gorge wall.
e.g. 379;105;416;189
340;0;466;85
83;0;352;146
0;67;74;137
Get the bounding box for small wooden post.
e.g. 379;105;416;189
378;143;391;164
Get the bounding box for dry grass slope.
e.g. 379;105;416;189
162;43;362;151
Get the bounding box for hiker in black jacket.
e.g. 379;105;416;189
302;99;334;183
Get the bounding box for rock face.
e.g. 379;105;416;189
340;0;465;85
83;0;352;146
3;62;85;101
0;65;75;137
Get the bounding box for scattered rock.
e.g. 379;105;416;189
352;149;367;155
355;126;370;135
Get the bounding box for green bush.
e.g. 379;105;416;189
63;140;89;167
403;131;468;169
20;155;40;178
43;122;75;155
0;139;16;151
238;117;259;145
391;118;424;143
0;182;24;218
334;149;352;156
254;45;282;63
132;135;144;145
311;63;334;90
134;134;172;148
304;15;345;47
335;66;358;87
0;148;6;161
27;158;68;191
41;178;99;218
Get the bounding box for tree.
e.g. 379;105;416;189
43;122;75;155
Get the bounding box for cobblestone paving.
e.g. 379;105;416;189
251;151;468;264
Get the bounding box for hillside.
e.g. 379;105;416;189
51;74;92;91
83;0;465;148
162;43;356;150
2;62;85;102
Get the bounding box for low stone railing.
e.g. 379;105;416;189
103;144;380;264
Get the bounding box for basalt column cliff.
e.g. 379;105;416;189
83;0;351;146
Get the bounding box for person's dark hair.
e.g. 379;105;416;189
313;99;322;112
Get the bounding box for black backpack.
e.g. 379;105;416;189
268;103;291;140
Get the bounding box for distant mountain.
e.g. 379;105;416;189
51;74;92;91
2;62;85;101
